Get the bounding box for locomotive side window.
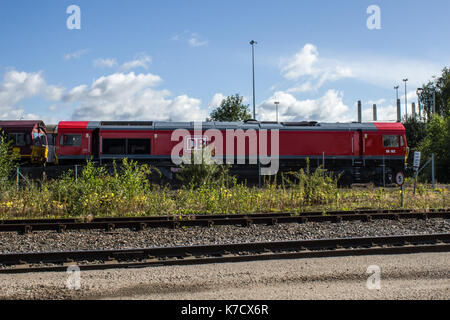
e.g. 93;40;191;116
400;136;405;147
102;139;151;155
103;139;126;155
383;135;399;148
7;133;26;146
128;139;151;155
61;134;82;146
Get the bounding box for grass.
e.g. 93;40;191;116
0;159;449;220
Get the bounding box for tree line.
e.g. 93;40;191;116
403;67;450;182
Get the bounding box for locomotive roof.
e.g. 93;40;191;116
0;120;46;131
57;121;405;132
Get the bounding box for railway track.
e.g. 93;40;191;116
1;233;448;274
0;209;448;234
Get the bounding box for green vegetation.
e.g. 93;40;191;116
0;133;19;190
418;67;449;119
177;151;232;189
403;67;450;182
208;94;252;121
0;156;448;220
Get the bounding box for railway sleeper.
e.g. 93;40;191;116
57;225;66;233
18;225;33;235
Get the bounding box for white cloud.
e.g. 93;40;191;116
257;90;351;122
362;103;398;122
286;82;316;93
208;93;225;110
64;49;89;61
64;72;207;121
0;70;64;119
172;31;208;47
0;69;208;122
280;43;443;95
93;58;118;68
338;56;441;89
281;44;353;93
120;54;152;71
281;44;319;80
188;36;208;48
400;90;419;103
366;98;386;106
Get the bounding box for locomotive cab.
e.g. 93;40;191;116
0;120;48;165
56;121;94;163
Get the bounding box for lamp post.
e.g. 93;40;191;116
403;78;408;118
250;40;257;120
250;40;260;187
394;85;399;101
274;101;280;123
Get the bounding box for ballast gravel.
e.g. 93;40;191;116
0;218;448;254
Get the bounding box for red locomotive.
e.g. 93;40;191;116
0;120;48;165
54;120;408;185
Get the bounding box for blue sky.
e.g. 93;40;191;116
1;0;449;124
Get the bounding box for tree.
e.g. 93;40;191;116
403;115;426;150
418;115;450;182
208;94;252;122
403;115;426;166
418;67;450;119
0;133;19;188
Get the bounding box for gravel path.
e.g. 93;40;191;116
0;252;448;300
0;218;448;254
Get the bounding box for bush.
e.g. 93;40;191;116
0;133;19;189
418;115;450;182
281;161;339;206
177;149;232;189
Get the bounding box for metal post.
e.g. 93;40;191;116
258;163;261;188
250;40;257;120
382;156;385;187
403;78;408;118
431;153;435;190
322;152;325;173
75;165;78;181
412;102;416;117
373;104;377;121
258;131;261;188
16;167;19;192
413;170;418;195
357;101;362;123
401;185;404;207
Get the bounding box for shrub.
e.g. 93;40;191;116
0;133;19;189
177;149;232;189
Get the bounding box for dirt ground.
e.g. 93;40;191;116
0;252;448;300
